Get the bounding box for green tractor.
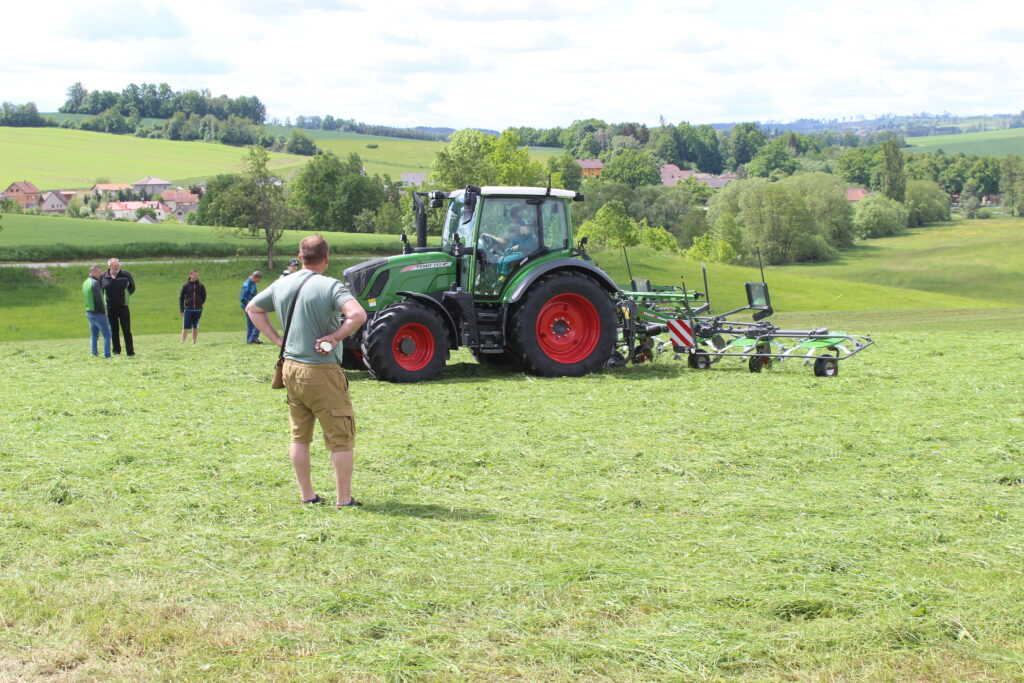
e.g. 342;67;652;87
341;185;620;382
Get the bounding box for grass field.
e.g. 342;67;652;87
2;217;1018;343
0;128;309;191
0;213;407;262
905;126;1024;156
2;126;562;191
1;217;1023;679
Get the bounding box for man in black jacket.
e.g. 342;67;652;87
179;269;207;344
101;257;137;356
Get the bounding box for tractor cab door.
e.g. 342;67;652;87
474;197;566;297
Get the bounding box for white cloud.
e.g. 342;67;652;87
1;0;1021;129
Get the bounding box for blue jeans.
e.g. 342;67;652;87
87;312;112;357
244;309;259;342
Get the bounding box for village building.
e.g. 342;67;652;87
401;172;428;187
132;176;172;197
38;191;70;215
1;181;42;210
845;188;869;203
106;201;173;221
91;183;133;200
659;164;695;186
161;189;200;221
576;158;604;178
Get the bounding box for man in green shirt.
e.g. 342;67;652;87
246;235;367;507
82;265;112;358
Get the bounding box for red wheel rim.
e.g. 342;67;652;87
536;293;601;363
392;323;434;371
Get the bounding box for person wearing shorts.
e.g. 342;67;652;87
179;269;207;344
246;235;367;507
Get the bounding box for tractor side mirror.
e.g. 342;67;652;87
745;281;774;321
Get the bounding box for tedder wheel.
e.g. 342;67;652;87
748;355;772;373
813;354;839;377
363;301;449;383
509;272;617;377
688;349;711;370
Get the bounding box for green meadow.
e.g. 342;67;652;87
2;126;561;191
905;126;1024;156
1;218;1023;680
0;213;406;263
0;128;309;190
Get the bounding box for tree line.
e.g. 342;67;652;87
59;82;266;124
291;115;444;142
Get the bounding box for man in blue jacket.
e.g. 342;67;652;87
240;270;263;344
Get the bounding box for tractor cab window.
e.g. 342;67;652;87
541;199;568;250
474;198;542;296
441;198;470;252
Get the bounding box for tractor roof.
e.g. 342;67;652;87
448;186;580;200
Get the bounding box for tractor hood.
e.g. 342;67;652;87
343;252;457;311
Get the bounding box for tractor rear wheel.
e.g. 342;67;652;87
363;301;448;383
509;272;617;377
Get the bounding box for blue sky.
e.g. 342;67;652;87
3;0;1021;130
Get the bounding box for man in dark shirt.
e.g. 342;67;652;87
101;257;137;356
179;269;207;344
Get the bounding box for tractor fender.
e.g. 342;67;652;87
396;291;460;350
507;259;619;304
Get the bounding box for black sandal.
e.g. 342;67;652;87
336;498;363;507
302;494;326;505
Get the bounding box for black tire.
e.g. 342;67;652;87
340;347;368;371
748;354;771;373
509;272;617;377
688;349;711;369
813;354;839;377
363;301;448;383
605;351;627;368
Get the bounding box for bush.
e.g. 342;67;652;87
976;208;993;219
854;194;909;238
904;180;950;227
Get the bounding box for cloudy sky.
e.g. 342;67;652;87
4;0;1021;130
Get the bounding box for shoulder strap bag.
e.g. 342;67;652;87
271;272;315;389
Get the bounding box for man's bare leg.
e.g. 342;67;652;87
180;328;187;343
290;442;315;501
331;449;354;504
192;328;199;344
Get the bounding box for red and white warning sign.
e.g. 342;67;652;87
668;319;694;348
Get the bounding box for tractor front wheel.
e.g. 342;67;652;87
363;301;449;382
509;272;617;377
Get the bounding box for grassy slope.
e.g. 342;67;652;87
2;126;562;190
0;212;402;252
2;216;1020;342
0;329;1022;680
783;217;1024;306
0;128;308;190
905;126;1024;156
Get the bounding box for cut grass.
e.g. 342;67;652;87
0;329;1022;679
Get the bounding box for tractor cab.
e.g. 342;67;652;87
442;186;579;298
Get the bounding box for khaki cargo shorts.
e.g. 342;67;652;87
283;359;355;451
